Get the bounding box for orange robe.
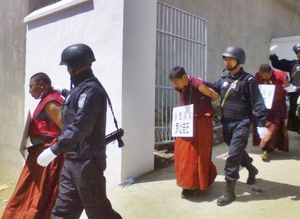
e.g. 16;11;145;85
174;76;217;190
2;92;65;219
175;116;217;190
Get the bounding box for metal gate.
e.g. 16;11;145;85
155;1;207;145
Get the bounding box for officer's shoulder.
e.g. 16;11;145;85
80;79;104;93
84;78;103;90
85;77;100;85
243;72;254;81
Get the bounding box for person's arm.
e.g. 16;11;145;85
51;86;106;155
269;54;294;72
44;101;63;130
247;77;268;139
284;78;290;87
37;100;63;166
198;83;219;101
248;77;267;127
205;78;222;95
61;89;70;98
52;85;70;98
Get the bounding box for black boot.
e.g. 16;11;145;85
217;180;236;206
246;164;258;185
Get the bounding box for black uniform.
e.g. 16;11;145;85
50;69;122;219
270;54;300;133
208;68;266;181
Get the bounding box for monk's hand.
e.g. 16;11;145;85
37;147;57;167
257;127;268;139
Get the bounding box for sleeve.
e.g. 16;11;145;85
205;78;222;94
246;77;267;127
51;86;106;154
61;89;70;98
276;71;288;85
191;77;203;88
269;54;294;72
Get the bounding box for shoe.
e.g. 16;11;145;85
260;151;269;160
260;148;273;161
181;189;197;199
246;165;258;185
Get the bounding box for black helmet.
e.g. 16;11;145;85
60;43;96;69
222;46;246;64
293;43;300;53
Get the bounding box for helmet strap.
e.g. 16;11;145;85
226;62;239;71
69;68;76;89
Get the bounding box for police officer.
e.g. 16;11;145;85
37;43;122;219
269;44;300;133
206;46;268;206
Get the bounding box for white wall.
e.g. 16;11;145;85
121;0;156;182
24;0;156;189
270;35;300;65
160;0;300;82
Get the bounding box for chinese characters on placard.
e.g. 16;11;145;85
172;104;194;137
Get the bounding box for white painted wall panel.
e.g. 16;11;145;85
24;0;156;189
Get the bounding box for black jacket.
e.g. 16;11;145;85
207;68;267;127
51;69;107;160
269;54;300;88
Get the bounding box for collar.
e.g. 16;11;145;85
72;68;95;87
228;68;244;79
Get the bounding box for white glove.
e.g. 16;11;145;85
269;45;278;55
37;147;57;167
284;84;296;93
257;127;268;139
52;85;63;95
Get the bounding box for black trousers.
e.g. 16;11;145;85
287;92;300;133
52;158;122;219
222;118;253;181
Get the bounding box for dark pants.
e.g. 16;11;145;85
52;159;122;219
222;118;253;181
287;92;300;133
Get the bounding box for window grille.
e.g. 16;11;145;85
155;1;207;145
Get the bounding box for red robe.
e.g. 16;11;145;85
174;76;217;190
253;71;289;152
2;92;65;219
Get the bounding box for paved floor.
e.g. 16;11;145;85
1;132;299;219
81;131;300;219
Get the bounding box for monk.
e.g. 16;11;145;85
169;66;219;198
253;64;289;161
2;72;65;219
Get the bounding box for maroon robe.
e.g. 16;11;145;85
174;76;217;190
2;92;65;219
253;71;289;152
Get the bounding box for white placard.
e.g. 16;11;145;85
172;104;194;137
258;84;275;109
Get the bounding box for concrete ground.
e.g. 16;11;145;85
100;131;300;219
1;132;300;219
